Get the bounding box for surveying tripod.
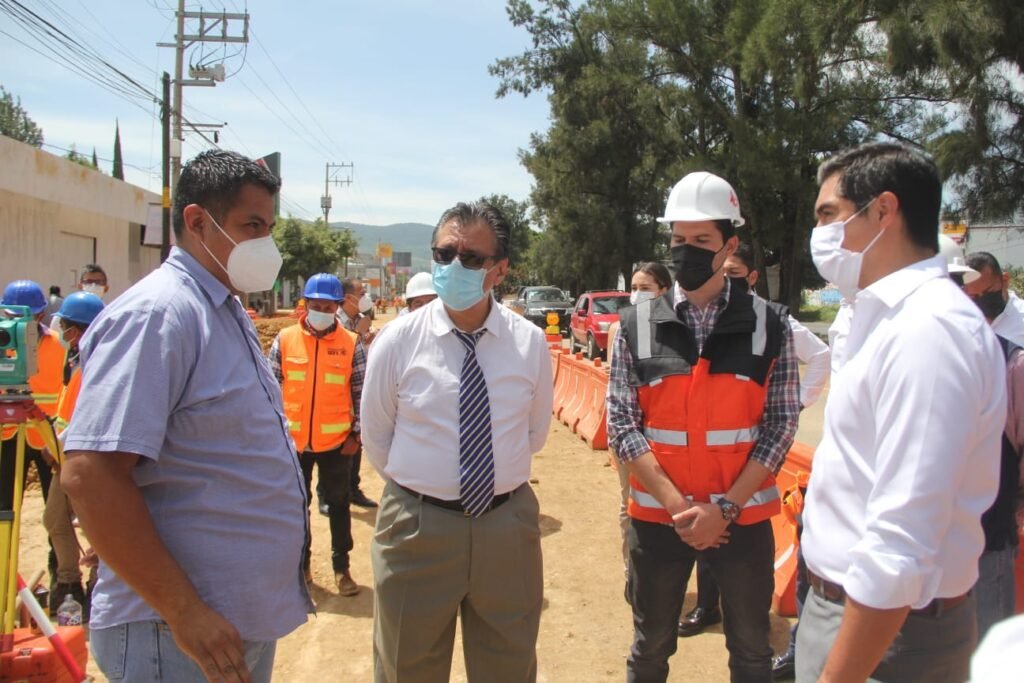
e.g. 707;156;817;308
0;389;62;651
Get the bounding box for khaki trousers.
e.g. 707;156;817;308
43;471;81;584
371;480;543;683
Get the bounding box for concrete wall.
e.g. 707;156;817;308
965;223;1024;269
0;135;162;299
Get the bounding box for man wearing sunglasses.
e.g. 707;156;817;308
362;201;553;682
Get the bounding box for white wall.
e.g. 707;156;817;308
965;224;1024;269
0;135;162;298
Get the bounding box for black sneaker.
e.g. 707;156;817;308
772;651;796;681
350;490;378;508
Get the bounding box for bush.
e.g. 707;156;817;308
794;304;839;324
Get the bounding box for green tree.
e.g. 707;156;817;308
64;144;96;170
91;147;99;169
0;85;43;147
112;120;124;180
273;217;358;288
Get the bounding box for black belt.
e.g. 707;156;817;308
807;571;970;618
397;483;515;516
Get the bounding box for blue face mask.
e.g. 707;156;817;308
432;259;492;311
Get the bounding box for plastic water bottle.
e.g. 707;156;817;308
56;593;83;627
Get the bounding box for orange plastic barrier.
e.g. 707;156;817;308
0;626;88;682
575;360;609;450
551;350;574;420
772;441;814;617
549;347;563;385
559;354;589;431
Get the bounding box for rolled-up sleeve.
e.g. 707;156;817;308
64;306;191;461
747;315;799;474
359;325;398;474
606;328;651;463
844;318;1005;609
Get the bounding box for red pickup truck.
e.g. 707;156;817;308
569;290;631;359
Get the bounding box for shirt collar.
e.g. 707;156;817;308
672;276;731;311
859;254;947;309
164;246;232;308
429;296;503;339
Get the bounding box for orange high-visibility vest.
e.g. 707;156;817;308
54;364;82;434
2;328;64;449
278;319;357;453
619;290;785;526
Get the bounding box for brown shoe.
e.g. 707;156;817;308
336;571;359;597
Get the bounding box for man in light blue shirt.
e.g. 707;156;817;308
63;150;310;683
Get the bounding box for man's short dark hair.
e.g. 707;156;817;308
432;201;512;263
172;150;281;237
81;264;107;283
966;251;1003;278
817;142;941;252
711;219;736;242
49;285;61;296
341;278;361;297
731;243;756;273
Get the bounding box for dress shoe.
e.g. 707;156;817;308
336;571;359;597
677;606;722;637
771;651;796;681
350;489;378;508
318;503;330;516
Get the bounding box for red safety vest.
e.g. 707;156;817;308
620;289;784;525
278;318;357;453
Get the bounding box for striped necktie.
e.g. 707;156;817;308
453;329;494;517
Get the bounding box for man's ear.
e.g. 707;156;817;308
181;204;207;238
748;270;760;287
1003;271;1011;293
875;191;900;230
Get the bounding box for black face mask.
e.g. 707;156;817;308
972;290;1007;320
728;276;751;294
671;243;724;291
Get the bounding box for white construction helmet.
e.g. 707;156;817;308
405;271;436;299
938;234;980;284
658;171;745;227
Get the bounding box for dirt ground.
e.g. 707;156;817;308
15;308;827;682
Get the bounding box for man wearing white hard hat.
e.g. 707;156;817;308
607;171;800;682
398;271;437;316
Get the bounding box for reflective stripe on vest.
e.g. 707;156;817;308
320;422;351;434
751;296;767;357
643;426;760;447
636;299;654;360
286;370;306;382
630;486;779;511
323;373;347;386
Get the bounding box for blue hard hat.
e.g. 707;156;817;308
2;280;47;314
303;273;343;301
57;291;105;326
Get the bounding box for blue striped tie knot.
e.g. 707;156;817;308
453;329;494;517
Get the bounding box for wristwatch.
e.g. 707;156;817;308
716;498;740;523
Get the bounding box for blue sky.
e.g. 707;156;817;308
0;0;551;225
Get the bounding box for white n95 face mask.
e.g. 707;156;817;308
630;291;656;305
809;199;880;300
81;283;106;300
306;309;336;331
358;293;374;314
201;210;283;293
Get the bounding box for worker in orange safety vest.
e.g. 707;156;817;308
268;272;366;597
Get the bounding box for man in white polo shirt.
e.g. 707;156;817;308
797;142;1006;682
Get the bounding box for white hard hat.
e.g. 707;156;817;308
405;271;435;299
658;171;745;227
938;234;980;284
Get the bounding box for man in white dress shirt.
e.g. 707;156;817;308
797;142;1007;682
361;201;553;683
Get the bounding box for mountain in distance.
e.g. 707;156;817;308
330;221;434;272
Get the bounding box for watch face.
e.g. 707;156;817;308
719;499;740;521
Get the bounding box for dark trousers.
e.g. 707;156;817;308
299;448;353;573
316;446;364;506
1;438;52;510
627;518;775;683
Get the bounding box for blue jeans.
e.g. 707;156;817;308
91;620;276;682
627;518;775;683
975;546;1018;639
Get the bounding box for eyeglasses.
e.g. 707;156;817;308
431;247;495;271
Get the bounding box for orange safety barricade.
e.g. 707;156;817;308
551;350;574;420
559;355;589;431
771;441;814;617
575;360;609;450
550;347;563;385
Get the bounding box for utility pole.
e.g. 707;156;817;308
161;72;171;262
158;2;248;192
321;162;354;226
